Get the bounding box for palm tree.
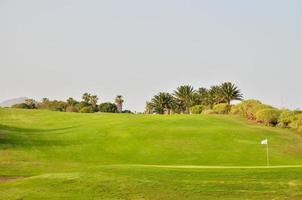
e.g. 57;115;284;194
193;87;210;107
115;95;124;113
82;93;91;104
89;95;99;108
220;82;243;105
151;92;175;114
145;101;154;114
173;85;195;114
208;85;223;106
66;97;77;106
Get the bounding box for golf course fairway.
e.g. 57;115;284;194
1;108;302;199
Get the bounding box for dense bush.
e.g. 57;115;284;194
256;109;281;126
99;103;117;113
38;100;67;111
190;105;204;114
79;106;94;113
230;100;301;133
213;103;231;114
231;99;272;120
289;114;302;132
278;110;296;128
12;103;31;109
229;105;240;115
66;106;79;113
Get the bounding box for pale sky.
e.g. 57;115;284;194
1;0;302;111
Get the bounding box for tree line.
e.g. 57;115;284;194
144;82;302;133
145;82;243;114
12;93;132;113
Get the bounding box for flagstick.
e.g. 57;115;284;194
266;141;269;168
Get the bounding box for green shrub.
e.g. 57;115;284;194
213;103;231;114
12;103;30;109
256;109;281;126
232;99;272;120
202;109;216;115
190;105;204;114
230;105;240;115
278;110;296;128
289;114;302;130
99;103;117;113
66;106;79;113
80;106;94;113
38;100;67;111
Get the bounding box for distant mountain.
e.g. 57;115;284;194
0;97;28;107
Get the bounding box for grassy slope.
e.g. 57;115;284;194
1;108;302;199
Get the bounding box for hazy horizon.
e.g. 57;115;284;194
1;0;302;111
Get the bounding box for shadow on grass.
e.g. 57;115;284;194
0;124;76;148
0;124;75;133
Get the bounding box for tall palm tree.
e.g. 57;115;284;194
115;95;124;113
151;92;175;114
220;82;243;105
173;85;195;114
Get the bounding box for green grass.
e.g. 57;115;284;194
1;108;302;199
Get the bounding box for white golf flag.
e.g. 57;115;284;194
261;139;268;145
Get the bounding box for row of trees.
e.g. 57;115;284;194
145;82;243;114
144;81;301;132
12;93;132;113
